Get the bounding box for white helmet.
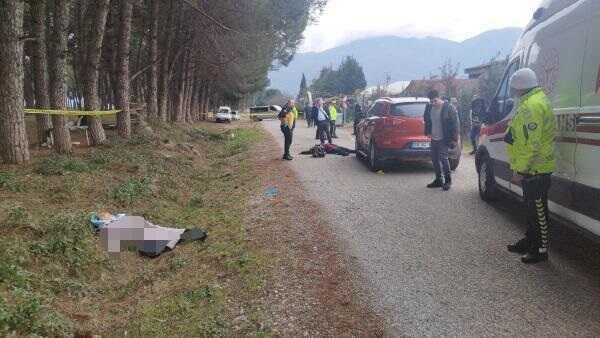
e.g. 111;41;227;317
510;68;539;90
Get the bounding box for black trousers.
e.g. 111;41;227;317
281;125;293;156
316;121;332;144
431;140;450;179
330;121;337;137
522;174;552;254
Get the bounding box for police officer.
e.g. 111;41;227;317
505;68;556;264
329;101;339;138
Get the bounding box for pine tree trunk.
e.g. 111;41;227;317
115;0;133;138
146;0;159;121
47;0;72;154
83;0;110;145
30;0;53;146
0;0;30;164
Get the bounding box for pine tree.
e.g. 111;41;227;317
297;73;308;102
0;0;30;163
338;56;367;95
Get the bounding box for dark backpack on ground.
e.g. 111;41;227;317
312;145;326;158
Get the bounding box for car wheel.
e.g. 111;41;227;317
478;156;498;202
355;135;363;160
368;141;382;172
450;158;460;171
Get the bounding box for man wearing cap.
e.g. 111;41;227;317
505;68;556;264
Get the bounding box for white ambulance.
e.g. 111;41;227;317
474;0;600;237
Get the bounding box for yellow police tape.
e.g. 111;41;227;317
25;109;121;116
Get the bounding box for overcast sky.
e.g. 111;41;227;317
300;0;542;53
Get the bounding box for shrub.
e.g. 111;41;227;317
111;177;152;205
0;172;23;192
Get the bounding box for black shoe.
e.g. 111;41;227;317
427;178;443;188
521;252;548;264
442;175;452;191
507;238;529;254
283;155;293;161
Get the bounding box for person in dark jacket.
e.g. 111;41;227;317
424;90;459;191
312;99;332;144
279;99;296;161
305;104;314;127
353;103;363;135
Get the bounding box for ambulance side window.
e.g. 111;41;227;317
490;60;520;122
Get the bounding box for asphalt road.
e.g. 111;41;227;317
263;120;600;337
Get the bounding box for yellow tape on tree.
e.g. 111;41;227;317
25;109;121;116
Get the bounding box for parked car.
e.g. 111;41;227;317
473;0;600;237
355;97;462;172
215;106;232;123
250;105;281;121
231;110;241;121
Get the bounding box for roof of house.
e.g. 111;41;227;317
402;79;479;97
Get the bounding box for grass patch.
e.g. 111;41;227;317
111;177;152;206
0;122;267;336
0;172;23;192
35;155;104;176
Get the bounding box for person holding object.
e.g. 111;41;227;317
505;68;556;264
424;90;459;191
279;99;296;161
312;98;332;144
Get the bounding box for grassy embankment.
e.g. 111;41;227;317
0;122;271;337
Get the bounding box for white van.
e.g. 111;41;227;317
474;0;600;237
215;106;232;123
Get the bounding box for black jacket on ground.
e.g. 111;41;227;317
424;102;459;144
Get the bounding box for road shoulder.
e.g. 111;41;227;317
246;125;385;336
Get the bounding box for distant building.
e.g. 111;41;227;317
402;79;478;98
361;80;411;97
464;60;508;79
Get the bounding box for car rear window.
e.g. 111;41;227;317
390;103;427;117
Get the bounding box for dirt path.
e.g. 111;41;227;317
245;125;386;337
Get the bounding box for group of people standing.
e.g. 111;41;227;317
279;98;347;160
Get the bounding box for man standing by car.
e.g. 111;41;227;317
469;98;483;155
353;103;363;135
279;99;296;161
505;68;556;264
313;98;332;144
424;90;459;191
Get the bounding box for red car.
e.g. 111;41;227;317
355;97;462;171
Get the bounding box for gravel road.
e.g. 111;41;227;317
263;120;600;337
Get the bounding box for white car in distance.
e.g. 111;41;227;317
215;106;233;123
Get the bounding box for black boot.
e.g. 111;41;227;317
427;178;443;188
521;252;548;264
442;174;452;191
507;238;529;254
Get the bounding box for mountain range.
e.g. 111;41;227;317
269;27;523;94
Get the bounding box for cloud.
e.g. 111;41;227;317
301;0;541;52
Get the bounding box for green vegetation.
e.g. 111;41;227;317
0;123;268;337
311;56;367;97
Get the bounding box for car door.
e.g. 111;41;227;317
486;59;521;191
574;0;600;235
362;102;384;147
